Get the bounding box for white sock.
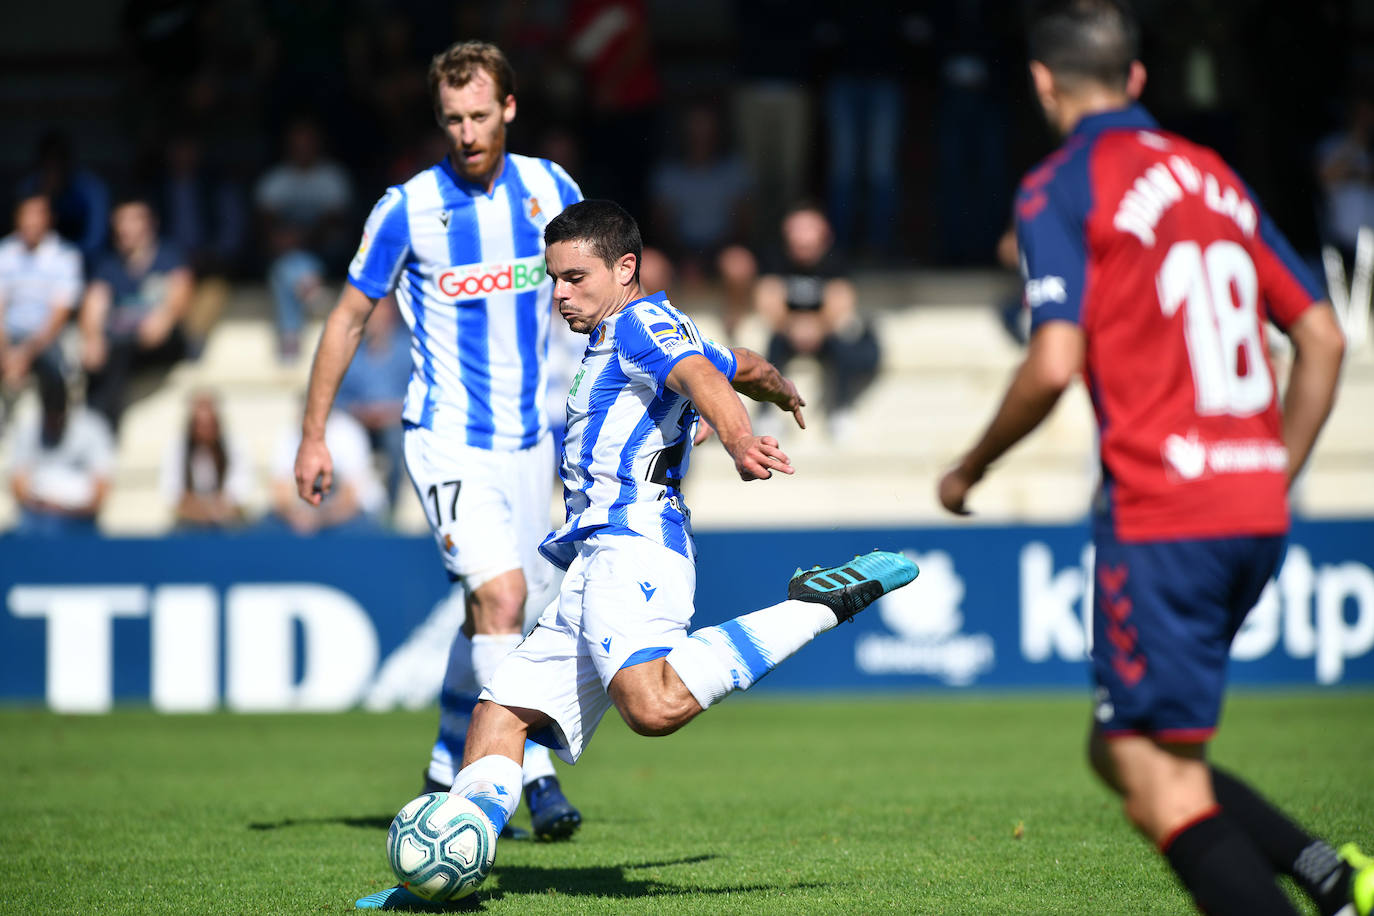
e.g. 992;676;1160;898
521;740;556;784
471;633;522;689
427;630;478;786
451;754;522;836
667;599;834;709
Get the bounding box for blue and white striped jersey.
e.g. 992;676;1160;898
347;154;582;451
539;292;737;570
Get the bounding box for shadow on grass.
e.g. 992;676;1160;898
484;856;826;902
347;857;827;911
248;814;394;830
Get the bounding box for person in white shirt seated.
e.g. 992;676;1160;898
0;194;82;414
8;378;113;537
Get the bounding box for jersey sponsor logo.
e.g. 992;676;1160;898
436;254;547;300
1161;431;1287;482
1025;275;1067;308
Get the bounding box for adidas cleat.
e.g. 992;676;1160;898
526;775;581;841
787;549;919;623
1341;843;1374;916
422;771;529;839
355;885;431;910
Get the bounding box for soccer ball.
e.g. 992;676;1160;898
387;792;497;902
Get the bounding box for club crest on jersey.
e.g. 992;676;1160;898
524;195;548;230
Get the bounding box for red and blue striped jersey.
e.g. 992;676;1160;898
1015;104;1323;541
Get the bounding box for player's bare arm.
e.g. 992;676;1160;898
729;347;806;429
1281;302;1345;487
938;320;1084;515
294;282;378;505
666;352;793;481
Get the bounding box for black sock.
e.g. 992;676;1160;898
1162;810;1301;916
1212;766;1353;916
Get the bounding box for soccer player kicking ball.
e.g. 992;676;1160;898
295;42;583;842
939;3;1371;915
356;198;918;909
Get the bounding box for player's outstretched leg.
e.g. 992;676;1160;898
667;550;918;709
786;549;921;623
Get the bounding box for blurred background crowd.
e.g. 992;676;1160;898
1;0;1370;537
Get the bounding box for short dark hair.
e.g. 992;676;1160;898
429;41;516;114
544;199;642;282
1028;0;1139;91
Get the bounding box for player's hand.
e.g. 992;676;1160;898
772;377;806;430
726;434;794;481
294;436;333;506
937;462;983;516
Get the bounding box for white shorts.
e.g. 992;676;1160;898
480;533;697;764
403;427;557;610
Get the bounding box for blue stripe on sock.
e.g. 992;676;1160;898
618;646;673;670
467;793;509;835
718;619;772;684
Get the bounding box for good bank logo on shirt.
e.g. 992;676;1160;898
437;254;547;300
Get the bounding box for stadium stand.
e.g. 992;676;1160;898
2;269;1368;536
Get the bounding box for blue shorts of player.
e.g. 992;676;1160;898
1092;517;1284;742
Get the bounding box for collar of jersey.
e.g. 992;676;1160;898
437;152;511;198
1070;102;1158;142
593;290;669;341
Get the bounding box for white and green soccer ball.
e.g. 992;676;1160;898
387;792;497;902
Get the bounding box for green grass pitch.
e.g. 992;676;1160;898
1;692;1370;914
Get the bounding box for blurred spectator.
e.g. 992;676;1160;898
255;117;353;358
647;102;757;337
1315;95;1374;266
336;297;410;513
732;0;821;244
148;129;249;356
931;2;1011;265
265;407;385;536
8;378;113;537
567;0;663;224
0;195;81;412
754;203;879;440
160;389;251;531
79;197;192;430
819;5;922;259
15;129;111;264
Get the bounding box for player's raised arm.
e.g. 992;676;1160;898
729;347;806;430
294;282;378;504
666;352;793;481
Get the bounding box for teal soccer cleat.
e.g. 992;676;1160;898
787;550;920;623
355;885;431;910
